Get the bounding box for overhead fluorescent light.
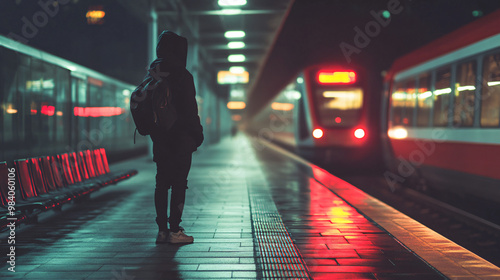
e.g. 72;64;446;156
230;89;245;98
218;0;247;7
229;66;246;74
228;41;245;49
227;101;246;110
221;9;241;15
224;30;245;38
228;54;245;62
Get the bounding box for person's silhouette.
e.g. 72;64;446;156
146;30;203;244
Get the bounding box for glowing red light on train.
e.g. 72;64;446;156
335;117;342;123
41;105;55;116
312;128;324;139
317;70;356;84
73;107;124;117
354;128;365;139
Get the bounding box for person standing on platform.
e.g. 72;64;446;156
147;30;204;244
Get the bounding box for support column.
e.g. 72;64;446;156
147;1;157;159
189;16;200;95
147;2;158;65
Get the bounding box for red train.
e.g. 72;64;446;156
249;64;379;166
382;9;500;202
249;9;500;205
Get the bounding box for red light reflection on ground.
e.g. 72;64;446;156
301;167;388;279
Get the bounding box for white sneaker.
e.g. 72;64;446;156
169;230;194;244
155;231;169;244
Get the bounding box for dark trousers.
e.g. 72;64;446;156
154;151;192;233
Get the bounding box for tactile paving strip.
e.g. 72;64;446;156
248;183;311;279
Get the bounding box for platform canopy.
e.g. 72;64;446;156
119;0;292;97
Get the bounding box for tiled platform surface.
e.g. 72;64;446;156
1;135;498;279
257;140;500;280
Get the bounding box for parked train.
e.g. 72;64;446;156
0;35;149;162
249;64;380;166
249;9;500;204
382;9;500;203
0;34;231;163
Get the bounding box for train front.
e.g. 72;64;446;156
250;65;379;167
296;66;377;165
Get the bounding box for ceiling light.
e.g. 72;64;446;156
227;101;246;110
224;30;245;38
218;0;247;7
221;9;241;15
230;66;246;74
228;41;245;49
228;54;245;62
230;89;245;98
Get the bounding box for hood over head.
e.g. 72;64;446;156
156;30;188;68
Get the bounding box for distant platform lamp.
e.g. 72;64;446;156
86;6;105;25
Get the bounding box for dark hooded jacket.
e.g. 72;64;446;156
147;31;204;162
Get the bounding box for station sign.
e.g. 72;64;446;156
217;70;249;84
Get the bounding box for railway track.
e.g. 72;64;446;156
336;172;500;267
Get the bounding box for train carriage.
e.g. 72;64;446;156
383;9;500;203
0;35;148;162
250;64;379;166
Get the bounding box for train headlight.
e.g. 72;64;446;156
388;126;408;139
312;128;324;139
354;128;366;139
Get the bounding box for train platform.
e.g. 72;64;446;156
1;135;500;280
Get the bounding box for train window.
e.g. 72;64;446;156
41;62;57;149
298;95;309;140
72;78;88;148
87;83;102;150
116;88;128;138
16;55;30;150
103;85;116;146
416;72;432;126
405;79;417;126
481;52;500;127
55;67;70;145
391;81;406;126
28;58;52;151
27;59;57;151
315;87;363;127
0;48;21;152
454;61;476;127
433;67;452;126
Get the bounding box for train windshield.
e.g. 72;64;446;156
314;88;363;127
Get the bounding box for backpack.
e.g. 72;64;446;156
130;73;177;142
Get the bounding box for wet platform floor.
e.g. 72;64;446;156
0;135;480;279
